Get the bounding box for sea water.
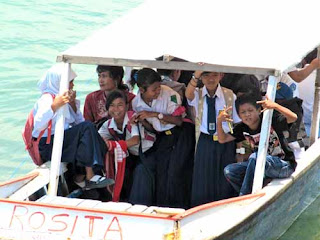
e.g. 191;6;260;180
0;0;142;181
0;1;318;239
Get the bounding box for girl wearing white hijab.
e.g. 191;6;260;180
32;64;113;190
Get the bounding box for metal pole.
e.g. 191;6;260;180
310;47;320;145
252;75;278;194
48;63;70;196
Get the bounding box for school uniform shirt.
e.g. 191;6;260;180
32;94;84;138
231;111;296;167
161;75;186;101
297;65;316;127
281;66;299;97
98;112;154;155
83;89;136;123
132;85;182;132
187;84;241;135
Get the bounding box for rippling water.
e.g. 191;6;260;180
0;0;143;181
279;195;320;240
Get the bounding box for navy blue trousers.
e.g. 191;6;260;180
191;133;236;207
39;121;107;171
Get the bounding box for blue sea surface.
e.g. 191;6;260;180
0;0;143;181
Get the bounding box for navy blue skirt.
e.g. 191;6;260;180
191;133;236;207
129;148;157;206
129;122;195;209
165;122;195;209
39;121;107;170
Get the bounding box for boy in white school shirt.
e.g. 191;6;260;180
130;68;194;209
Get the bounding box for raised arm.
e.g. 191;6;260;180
288;58;320;83
185;70;202;101
257;95;297;123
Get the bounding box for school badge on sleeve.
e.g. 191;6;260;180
171;95;177;103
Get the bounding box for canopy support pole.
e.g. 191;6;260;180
310;47;320;145
252;75;278;194
48;63;70;196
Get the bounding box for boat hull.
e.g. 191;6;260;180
219;153;320;240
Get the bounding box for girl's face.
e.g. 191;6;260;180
201;72;224;92
140;82;161;102
108;98;127;122
238;103;261;130
98;71;117;91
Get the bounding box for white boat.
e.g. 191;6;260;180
1;0;320;239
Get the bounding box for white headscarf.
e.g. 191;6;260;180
37;63;77;95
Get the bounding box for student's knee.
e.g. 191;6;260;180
224;164;234;178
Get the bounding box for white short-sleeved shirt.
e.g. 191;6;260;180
297;66;316;125
99;112;155;155
187;84;241;134
281;66;299;97
99;113;139;138
132;85;181;132
32;94;84;138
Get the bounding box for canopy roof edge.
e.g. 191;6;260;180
56;55;280;77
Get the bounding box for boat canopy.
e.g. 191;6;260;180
57;0;320;76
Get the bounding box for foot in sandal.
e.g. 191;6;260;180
84;175;114;190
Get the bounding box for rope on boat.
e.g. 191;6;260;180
9;158;28;179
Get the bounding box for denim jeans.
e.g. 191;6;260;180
304;121;320;138
224;155;295;195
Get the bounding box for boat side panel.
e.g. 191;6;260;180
0;200;176;240
218;156;320;240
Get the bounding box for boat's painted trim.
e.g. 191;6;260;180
0;172;39;187
173;193;265;220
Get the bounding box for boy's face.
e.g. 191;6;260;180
201;72;224;91
238;103;261;129
140;82;161;101
98;71;116;91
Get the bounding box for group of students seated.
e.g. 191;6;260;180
31;50;320;209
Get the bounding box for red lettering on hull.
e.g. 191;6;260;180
104;217;123;240
28;212;45;230
49;214;69;232
85;215;103;237
9;205;28;230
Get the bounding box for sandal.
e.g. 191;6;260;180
84;175;114;190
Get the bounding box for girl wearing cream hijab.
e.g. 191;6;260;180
32;63;113;190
